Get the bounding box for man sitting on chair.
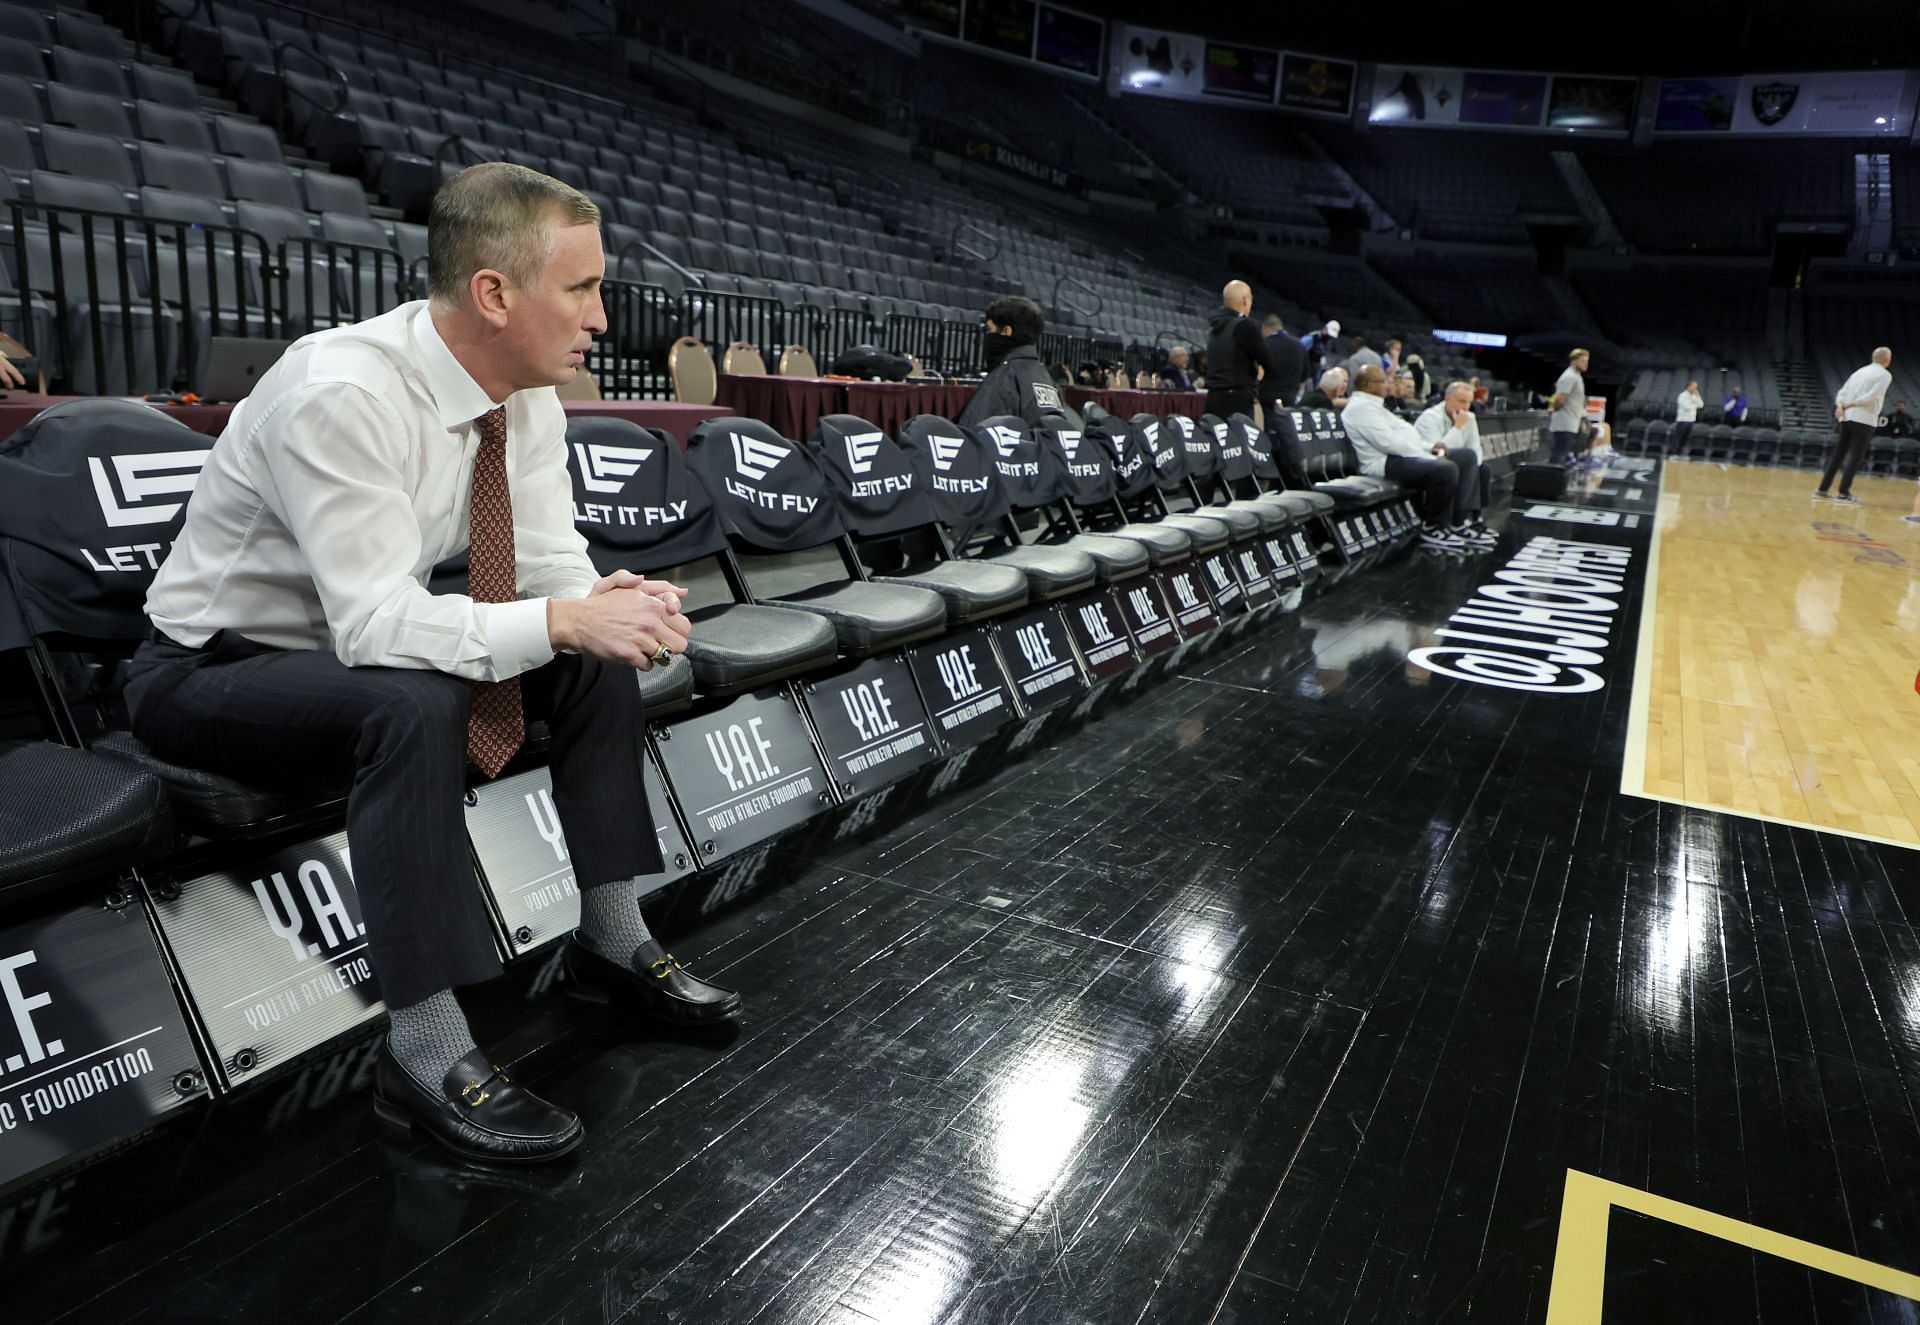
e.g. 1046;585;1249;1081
129;162;740;1165
1342;365;1494;552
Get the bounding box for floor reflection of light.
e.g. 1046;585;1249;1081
992;1055;1092;1209
1646;836;1713;1032
855;1251;960;1325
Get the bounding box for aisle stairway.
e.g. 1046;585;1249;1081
1775;359;1827;429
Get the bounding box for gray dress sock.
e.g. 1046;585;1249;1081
386;988;479;1091
578;880;656;967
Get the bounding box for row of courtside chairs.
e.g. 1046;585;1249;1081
1616;417;1920;477
0;398;1420;1192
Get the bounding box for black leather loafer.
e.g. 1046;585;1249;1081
563;934;743;1026
372;1043;583;1165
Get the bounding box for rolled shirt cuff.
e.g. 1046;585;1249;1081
478;596;556;679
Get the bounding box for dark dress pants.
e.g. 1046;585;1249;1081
1205;387;1254;418
1383;453;1460;527
1820;420;1874;496
124;634;663;1008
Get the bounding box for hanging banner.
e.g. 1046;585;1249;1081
1113;25;1209;98
1204;41;1279;102
1035;3;1103;77
1459;71;1547;126
962;0;1037;58
1654;76;1738;131
1547;75;1638;131
1369;65;1462;124
1278;54;1356;116
1732;70;1909;134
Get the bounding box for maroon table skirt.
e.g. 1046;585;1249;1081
842;381;975;435
1065;387;1205;420
0;394;728;444
713;373;845;440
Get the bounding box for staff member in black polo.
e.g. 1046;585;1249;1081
130;163;741;1165
1204;279;1277;419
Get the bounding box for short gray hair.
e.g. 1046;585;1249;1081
428;161;600;306
1445;379;1473;398
1319;367;1347;392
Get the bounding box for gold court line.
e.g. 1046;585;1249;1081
1546;1169;1920;1324
1617;461;1670;796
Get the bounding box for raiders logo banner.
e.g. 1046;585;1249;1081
0;899;205;1190
798;655;943;799
149;831;383;1090
465;756;695;959
906;628;1017;747
653;688;831;862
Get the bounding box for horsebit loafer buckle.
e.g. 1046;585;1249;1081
461;1065;509;1107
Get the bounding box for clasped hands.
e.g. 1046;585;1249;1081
548;571;691;670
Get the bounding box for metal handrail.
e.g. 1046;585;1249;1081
950;221;1000;266
1052;274;1102;321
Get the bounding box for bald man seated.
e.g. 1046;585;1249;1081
1340;365;1494;551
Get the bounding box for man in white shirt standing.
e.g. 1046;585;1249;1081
1549;348;1590;465
1342;365;1494;550
1819;346;1895;504
1414;380;1494;543
128;163;738;1164
1674;378;1703;453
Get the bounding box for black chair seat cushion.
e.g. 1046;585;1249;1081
881;560;1030;624
1098;521;1192;566
0;740;173;895
976;544;1100;601
94;729;333;832
1058;533;1151;583
1187;503;1262;539
685;602;840;694
637;652;697;715
1221;499;1292;533
1257;491;1330;518
1153;513;1231;553
771;581;949;655
1350;477;1405;501
1311;480;1383;510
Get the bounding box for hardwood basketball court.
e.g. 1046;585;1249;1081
1625;457;1920;848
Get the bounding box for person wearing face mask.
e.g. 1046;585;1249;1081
957;294;1081;429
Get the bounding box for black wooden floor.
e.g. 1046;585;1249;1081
7;464;1920;1323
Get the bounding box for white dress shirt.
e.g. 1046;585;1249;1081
1836;362;1893;426
1342;390;1433;477
1675;389;1702;423
1414;399;1479;451
146;300;597;681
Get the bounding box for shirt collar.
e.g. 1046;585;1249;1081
410;303;501;432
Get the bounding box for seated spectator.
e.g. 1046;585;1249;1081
959;294;1081;428
1299;366;1348;410
1415;381;1494;543
1342;337;1384;380
1470;375;1490;411
1342;365;1492;551
1392;369;1419;415
1404;353;1431;401
1674;378;1703;451
1882;400;1914;437
1164;345;1198;392
1723;385;1748;426
1051;361;1073;388
1383;338;1403;373
1302;319;1341;379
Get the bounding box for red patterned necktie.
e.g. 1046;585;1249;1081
466;405;524;778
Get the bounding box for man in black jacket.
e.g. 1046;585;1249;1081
1260;313;1307;411
1203;280;1276;420
957;294;1081;429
